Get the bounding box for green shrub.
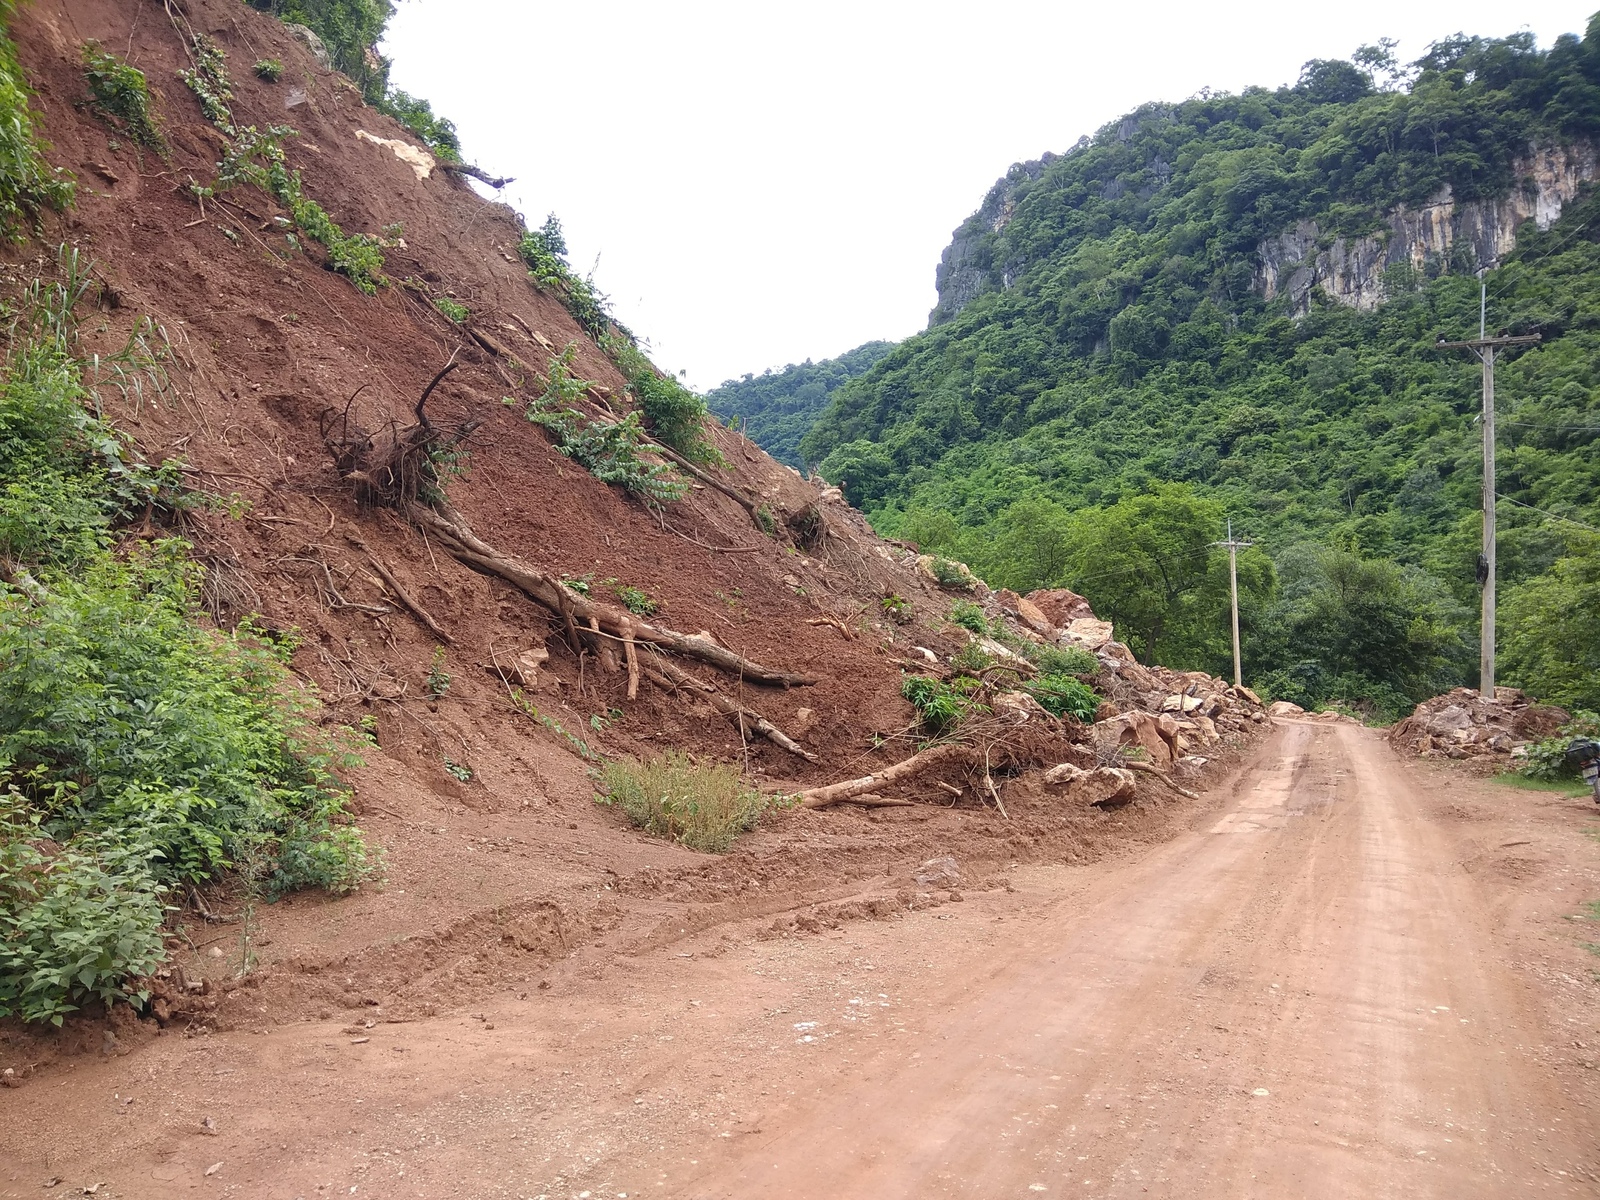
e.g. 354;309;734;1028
930;556;974;590
900;674;986;736
0;804;167;1025
520;352;687;504
948;600;989;635
517;215;610;339
0;16;74;239
253;59;284;83
81;43;164;150
1025;674;1100;721
598;752;769;853
613;584;658;617
376;89;460;162
1030;643;1099;676
424;646;450;696
431;296;468;324
0;258;377;1023
1521;711;1600;781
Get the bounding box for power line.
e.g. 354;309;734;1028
1497;494;1600;536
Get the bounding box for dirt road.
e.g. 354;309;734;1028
674;719;1598;1198
5;720;1599;1198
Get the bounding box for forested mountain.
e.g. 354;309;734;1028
705;341;893;468
786;23;1600;719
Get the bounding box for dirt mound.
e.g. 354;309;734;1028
1389;686;1569;761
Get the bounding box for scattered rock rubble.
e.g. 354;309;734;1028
911;557;1272;799
1389;687;1568;761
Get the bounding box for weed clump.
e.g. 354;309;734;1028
81;43;164;150
598;753;770;853
252;58;283;82
0;14;73;238
431;296;469;324
181;38;386;294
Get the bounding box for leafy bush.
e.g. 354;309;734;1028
517;215;610;339
613;584;658;617
520;348;687;505
0;259;376;1023
1025;674;1100;721
425;646;450;696
431;296;468;324
81;43;164;150
0;14;74;239
598;752;770;853
929;556;974;591
0;805;167;1026
900;674;985;736
376;90;460;163
253;59;284;83
948;600;989;635
1521;712;1600;781
243;0;394;101
1030;643;1099;676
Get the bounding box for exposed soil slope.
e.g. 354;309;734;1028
0;0;1266;1076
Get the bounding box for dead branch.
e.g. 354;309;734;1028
645;657;815;761
414;355;460;433
348;538;452;644
441;162;515;188
1122;759;1200;799
405;501;814;687
795;743;980;808
647;440;770;531
811;793;913;809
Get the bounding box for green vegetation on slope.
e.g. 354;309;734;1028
794;23;1600;719
0;254;374;1024
705;340;894;469
0;1;72;238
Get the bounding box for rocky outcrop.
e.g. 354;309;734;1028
1390;687;1568;760
1256;143;1596;314
929;138;1089;327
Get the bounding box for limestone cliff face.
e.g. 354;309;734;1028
1256;143;1596;313
929;137;1087;327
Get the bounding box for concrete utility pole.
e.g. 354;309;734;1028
1437;276;1540;698
1213;520;1253;688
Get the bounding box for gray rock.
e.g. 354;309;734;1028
284;23;332;69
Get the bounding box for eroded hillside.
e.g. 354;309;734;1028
0;0;1265;1076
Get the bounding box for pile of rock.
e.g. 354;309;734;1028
990;586;1269;773
1389;687;1568;760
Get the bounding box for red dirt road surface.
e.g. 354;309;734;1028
6;719;1600;1198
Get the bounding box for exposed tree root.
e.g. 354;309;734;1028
795;743;981;808
1121;759;1201;799
817;793;913;809
404;501;816;687
645;657;816;761
349;537;452;644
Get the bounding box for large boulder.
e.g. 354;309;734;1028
1094;710;1173;768
1062;617;1115;652
1268;700;1305;718
1041;763;1138;806
916;554;982;592
996;588;1059;639
285;22;333;68
1026;588;1095;626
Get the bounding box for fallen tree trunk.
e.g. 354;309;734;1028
405;502;814;687
645;658;815;761
796;743;980;808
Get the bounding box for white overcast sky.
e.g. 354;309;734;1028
383;2;1596;391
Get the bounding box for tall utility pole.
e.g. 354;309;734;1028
1437;274;1539;698
1213;520;1253;688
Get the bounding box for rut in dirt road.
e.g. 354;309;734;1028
674;721;1596;1198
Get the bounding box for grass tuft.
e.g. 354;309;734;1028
598;753;771;853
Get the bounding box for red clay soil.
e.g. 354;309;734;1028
0;0;1260;1091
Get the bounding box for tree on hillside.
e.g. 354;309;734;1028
1501;533;1600;711
1060;485;1272;667
1252;544;1472;720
